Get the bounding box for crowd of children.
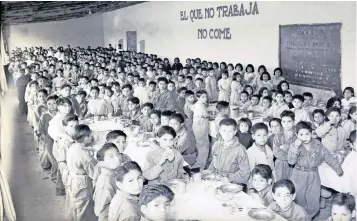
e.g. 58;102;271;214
6;45;357;221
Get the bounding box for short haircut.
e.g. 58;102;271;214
138;78;146;83
111;81;120;87
177;87;187;94
312;109;325;117
157;126;176;138
326;107;342;118
275;90;285;97
195;77;203;83
141;102;154;110
47;95;59;102
292;94;304;102
170;113;185;124
284;91;292;96
150;110;161;118
262;96;272;103
114;161;142;183
72;124;92;142
139;184;175;207
56;97;72;107
251;94;261;100
128;97;140;105
272;179;296;194
61;84;71;90
252;164;272;180
196;90;207;98
269;118;282;127
161;110;174;117
90;86;100;93
260;72;271;81
97;142;119;161
37;89;48;96
237;118;252;131
185;90;194;97
77;90;87;97
331;193;356;213
280;110;295;121
157;77;168;84
90;78;99;83
29;80;39;87
251;123;269;134
62;114;78;126
296;121;313;133
302;92;313;99
106;130;127;142
149;81;157;86
186;76;193;81
122;84;133;91
241;90;249;97
219;118;237;129
216;101;230;111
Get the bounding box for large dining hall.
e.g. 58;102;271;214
0;1;356;221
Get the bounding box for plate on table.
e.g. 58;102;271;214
248;208;276;221
202;173;223;181
218;183;244;194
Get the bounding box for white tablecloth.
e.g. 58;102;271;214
169;182;286;221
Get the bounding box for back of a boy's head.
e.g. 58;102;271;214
139;184;175;207
97;142;119;161
106;130;127;142
114;161;142;182
62;114;78;126
219;118;237;129
216;101;229;112
331;193;356;213
251;123;269;134
272;179;295;194
72;124;91;142
252;164;272;180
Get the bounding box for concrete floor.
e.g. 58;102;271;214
2;89;65;221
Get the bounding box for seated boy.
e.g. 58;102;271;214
106;130;132;158
214;101;230;139
127;97;141;123
143;126;188;184
247;123;274;171
76;90;88;119
205;118;251;185
268;179;310;221
325;193;356;221
138;184;175;221
249;164;274;207
161;110;174;126
175;87;187;115
93;143;123;221
138;103;154;132
292;94;311;124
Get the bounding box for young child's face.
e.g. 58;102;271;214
90;89;99;99
195;80;203;88
169;119;183;132
262;74;269;82
178;76;184;82
252;173;271;192
275;94;284;103
202;70;207;76
112;85;120;92
158;81;167;91
328;111;341;125
292;99;303;109
150;114;160;125
331;204;355;221
262;99;271;108
281;83;289;91
240;93;248;102
185;78;192;84
247;67;253;73
138;81;145;87
313;112;325;125
270;121;282;135
251;97;260;105
141;106;152;117
128;101;138;111
117;169;143;195
161;116;170;126
31;84;38;92
127;76;134;82
284;94;293;103
222;74;228;79
246;87;253;95
179;90;186;97
168;83;175;92
122;88;131;97
45;87;51;94
141;196;172;221
297;128;312;144
344;90;353;99
158;133;175;149
209;70;215;77
272;187;295;211
112;136;126;153
350;111;357;122
58;103;71;114
281;116;294;131
187;95;195;103
252;129;268;146
304;96;312;106
37;92;47;103
239;122;249;133
219;125;236;142
149;84;156;92
61;87;71;97
198;93;208;104
105;89;112;97
103;148;121;170
333;101;342;109
65;120;78;137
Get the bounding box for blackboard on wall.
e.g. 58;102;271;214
126;31;137;52
279;23;342;92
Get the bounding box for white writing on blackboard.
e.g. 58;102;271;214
180;2;259;40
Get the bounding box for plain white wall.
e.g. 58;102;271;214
103;1;356;97
8;13;104;51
